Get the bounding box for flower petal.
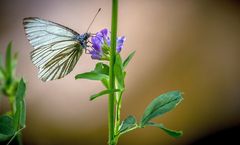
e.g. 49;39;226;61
91;36;103;51
100;28;108;37
117;36;126;44
116;36;126;52
90;50;102;60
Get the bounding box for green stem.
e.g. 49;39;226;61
17;133;23;145
113;91;122;144
114;91;122;134
108;0;118;145
9;95;16;114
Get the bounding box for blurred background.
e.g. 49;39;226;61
0;0;240;145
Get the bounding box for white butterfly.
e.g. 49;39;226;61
23;17;91;82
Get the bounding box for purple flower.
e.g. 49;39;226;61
90;28;126;60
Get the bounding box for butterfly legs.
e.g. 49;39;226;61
84;40;93;54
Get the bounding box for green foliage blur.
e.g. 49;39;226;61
0;42;26;145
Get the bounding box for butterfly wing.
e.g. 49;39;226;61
23;17;83;81
38;43;83;81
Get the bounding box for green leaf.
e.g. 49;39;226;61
114;54;125;89
94;62;109;75
0;68;4;80
90;89;121;101
101;78;109;89
146;122;183;138
0;115;15;141
123;51;135;69
93;63;110;88
0;65;6;80
14;78;26;130
140;91;183;126
118;115;137;134
75;71;109;81
6;42;12;81
12;53;18;74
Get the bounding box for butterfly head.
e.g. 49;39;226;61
82;33;91;41
74;33;91;49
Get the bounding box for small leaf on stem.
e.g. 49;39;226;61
90;89;121;101
118;115;137;135
75;71;109;81
123;51;135;69
94;62;109;75
114;54;124;89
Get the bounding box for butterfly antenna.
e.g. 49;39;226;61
87;8;101;33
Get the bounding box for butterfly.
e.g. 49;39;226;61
23;9;100;82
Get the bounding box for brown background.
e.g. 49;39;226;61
0;0;240;145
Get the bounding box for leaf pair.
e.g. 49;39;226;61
75;51;136;101
90;52;136;100
75;62;112;100
141;91;183;137
117;91;183;138
75;50;135;83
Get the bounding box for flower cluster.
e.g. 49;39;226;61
90;28;126;60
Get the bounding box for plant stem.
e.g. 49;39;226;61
108;0;118;144
17;133;23;145
113;91;122;144
9;95;16;114
114;91;122;134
